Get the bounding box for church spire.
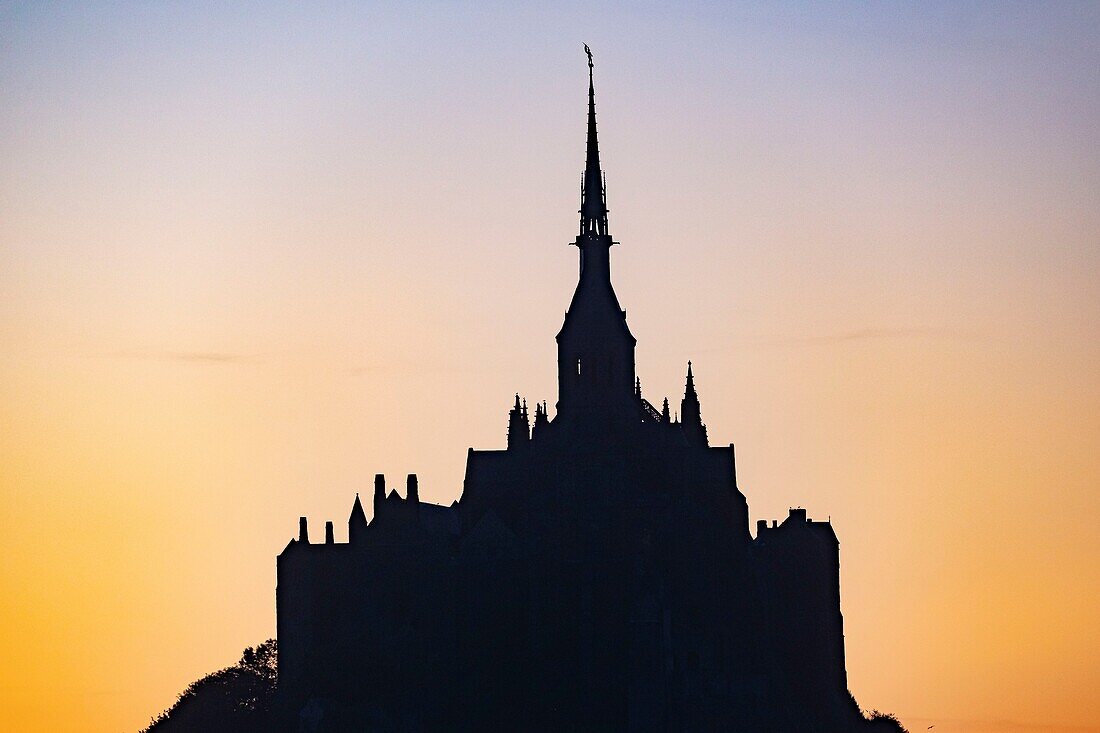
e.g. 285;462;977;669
555;47;636;422
580;44;608;238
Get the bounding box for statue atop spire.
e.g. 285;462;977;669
580;44;608;238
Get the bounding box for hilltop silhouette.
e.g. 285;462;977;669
143;641;276;733
145;640;907;732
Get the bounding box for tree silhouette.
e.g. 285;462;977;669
142;640;276;733
864;709;908;732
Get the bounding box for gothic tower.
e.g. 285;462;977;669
555;46;637;422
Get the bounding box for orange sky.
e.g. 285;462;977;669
1;3;1098;732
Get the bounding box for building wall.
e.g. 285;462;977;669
275;423;858;732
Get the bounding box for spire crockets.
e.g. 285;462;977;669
580;44;608;238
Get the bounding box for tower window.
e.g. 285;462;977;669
576;358;582;377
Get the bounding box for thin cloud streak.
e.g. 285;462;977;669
759;327;980;348
104;349;261;364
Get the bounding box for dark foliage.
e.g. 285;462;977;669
142;640;276;733
864;708;909;732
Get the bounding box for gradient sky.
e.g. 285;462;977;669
2;2;1098;732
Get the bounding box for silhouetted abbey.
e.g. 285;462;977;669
276;51;873;732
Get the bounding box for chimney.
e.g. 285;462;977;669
298;516;309;544
789;507;808;523
325;521;335;544
756;519;767;537
407;473;420;519
374;474;386;519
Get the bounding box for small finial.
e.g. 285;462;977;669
584;43;593;69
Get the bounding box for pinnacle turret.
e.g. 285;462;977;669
680;360;708;447
349;492;368;543
532;400;550;441
507;394;531;449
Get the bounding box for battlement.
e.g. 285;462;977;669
282;472;462;561
755;506;836;541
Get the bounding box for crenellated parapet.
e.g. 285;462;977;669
282;472;457;554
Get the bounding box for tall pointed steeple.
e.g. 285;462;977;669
555;46;636;423
580;43;608;237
